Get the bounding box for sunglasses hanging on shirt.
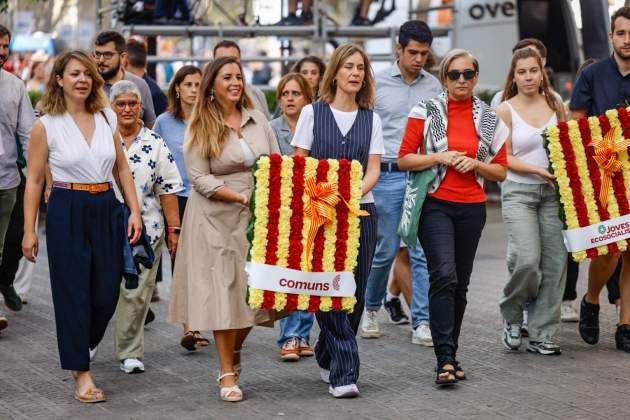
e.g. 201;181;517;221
446;69;477;81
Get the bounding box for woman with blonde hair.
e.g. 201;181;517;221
496;47;567;355
398;49;508;386
168;56;280;402
292;43;383;398
22;50;142;402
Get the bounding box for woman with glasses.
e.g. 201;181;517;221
109;80;183;374
398;49;508;386
22;51;142;403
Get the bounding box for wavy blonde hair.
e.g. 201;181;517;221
185;56;254;159
40;51;108;115
318;43;375;109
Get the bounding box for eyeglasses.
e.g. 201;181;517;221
113;100;140;111
446;69;477;81
92;51;117;60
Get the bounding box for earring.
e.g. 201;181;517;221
209;90;215;101
176;91;180;99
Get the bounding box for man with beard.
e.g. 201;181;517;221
570;6;630;352
0;25;36;332
93;31;156;128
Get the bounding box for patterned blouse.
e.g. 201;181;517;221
121;126;184;244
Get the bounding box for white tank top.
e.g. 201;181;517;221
41;108;117;184
505;102;557;184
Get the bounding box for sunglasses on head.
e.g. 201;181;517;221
446;69;477;81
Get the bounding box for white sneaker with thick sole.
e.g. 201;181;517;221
411;323;433;346
120;358;145;374
360;310;381;338
560;301;579;322
89;346;98;362
320;368;330;384
502;320;522;350
329;384;359;398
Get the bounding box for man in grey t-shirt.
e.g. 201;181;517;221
93;31;156;128
0;25;36;332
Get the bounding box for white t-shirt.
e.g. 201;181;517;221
291;104;384;204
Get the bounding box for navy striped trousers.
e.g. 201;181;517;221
315;203;377;387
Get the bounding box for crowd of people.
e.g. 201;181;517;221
0;4;629;404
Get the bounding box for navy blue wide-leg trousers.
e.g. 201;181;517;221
46;188;123;371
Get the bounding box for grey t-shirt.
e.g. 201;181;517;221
104;70;156;126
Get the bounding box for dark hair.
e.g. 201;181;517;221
167;65;202;121
611;6;630;33
213;40;241;57
126;38;147;68
95;31;126;53
291;55;326;97
512;38;547;58
398;20;433;48
0;25;11;41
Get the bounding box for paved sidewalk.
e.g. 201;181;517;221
1;205;629;420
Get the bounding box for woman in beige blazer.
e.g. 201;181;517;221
168;56;279;402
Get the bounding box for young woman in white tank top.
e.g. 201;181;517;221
22;51;142;403
496;48;568;356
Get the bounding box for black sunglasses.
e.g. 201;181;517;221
446;69;477;81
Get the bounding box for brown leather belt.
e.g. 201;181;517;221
52;181;112;194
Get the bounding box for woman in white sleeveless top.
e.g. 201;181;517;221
496;48;567;355
22;51;142;403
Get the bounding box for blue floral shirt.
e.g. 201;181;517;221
122;126;184;244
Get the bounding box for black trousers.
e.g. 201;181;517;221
315;203;377;387
419;197;486;367
563;256;621;304
0;180;24;288
47;188;123;371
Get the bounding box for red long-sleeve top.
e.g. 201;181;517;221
398;97;507;203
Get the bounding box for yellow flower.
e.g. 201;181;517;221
546;126;586;261
319;296;332;312
344;161;363;272
322;160;339;272
248;288;264;310
276;156;294;267
251;157;270;263
273;292;287;311
567;120;607;255
297;294;310;311
341;296;357;313
300;157;320;271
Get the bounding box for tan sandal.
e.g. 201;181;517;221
193;331;209;347
74;387;106;403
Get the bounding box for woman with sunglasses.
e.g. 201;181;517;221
398;49;508;386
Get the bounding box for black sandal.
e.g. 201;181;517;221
180;331;197;351
453;361;466;381
435;362;457;386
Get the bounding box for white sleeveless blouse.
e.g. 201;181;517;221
41;108;118;184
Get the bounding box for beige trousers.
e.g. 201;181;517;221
115;236;163;360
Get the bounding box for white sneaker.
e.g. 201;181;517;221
411;323;433;346
329;383;359;398
502;320;522;350
320;368;330;384
89;346;98;362
360;310;381;338
120;358;145;374
561;301;579;322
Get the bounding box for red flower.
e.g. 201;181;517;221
262;291;275;310
286;293;298;312
310;160;329;272
334;160;351;271
332;297;342;311
265;155;283;265
307;296;321;313
287;156;306;270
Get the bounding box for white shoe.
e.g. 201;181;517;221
360;310;381;338
411;323;433;346
561;301;579;322
89;346;98;362
120;358;145;374
329;383;359;398
320;368;330;384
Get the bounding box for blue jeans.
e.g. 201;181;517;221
277;311;314;347
364;170;429;327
